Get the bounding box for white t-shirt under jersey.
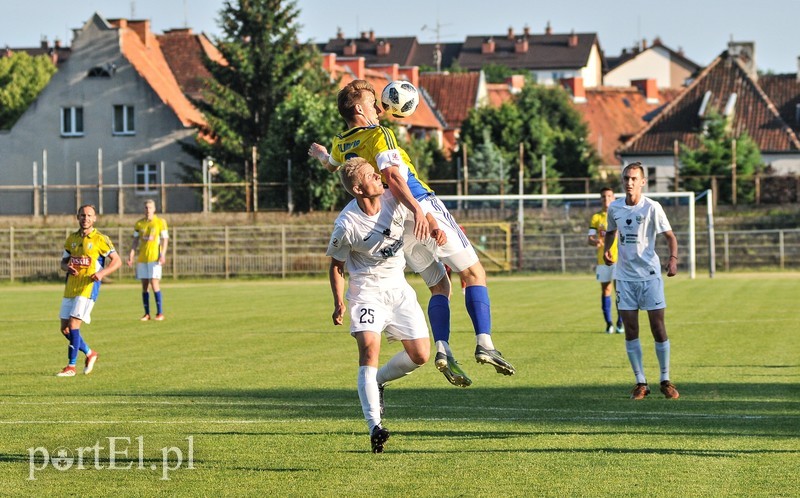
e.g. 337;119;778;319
326;192;411;297
606;195;672;281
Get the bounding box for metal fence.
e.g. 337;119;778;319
1;225;797;282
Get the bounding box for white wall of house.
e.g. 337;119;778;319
0;17;200;214
579;43;603;88
605;46;674;88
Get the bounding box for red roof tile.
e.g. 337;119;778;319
418;72;481;129
112;21;205;127
157;29;224;101
620;51;800;155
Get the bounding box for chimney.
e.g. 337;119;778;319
377;40;391;56
515;37;529;53
371;63;399;82
728;41;757;79
360;31;368;40
641;38;648;50
339;57;366;80
397;66;419;89
560;77;586;103
40;36;48;49
506;74;525;94
343;40;357;56
631;78;660;104
320;53;336;73
653;36;662;46
523;25;530;37
568;30;578;48
336;27;344;40
482;37;495;54
545;21;552;36
369;30;375;42
128;20;151;47
507;27;514;40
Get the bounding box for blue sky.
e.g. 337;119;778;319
2;0;799;74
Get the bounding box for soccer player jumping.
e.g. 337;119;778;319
310;79;516;387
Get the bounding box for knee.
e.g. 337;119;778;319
408;350;429;366
460;263;486;286
429;274;451;297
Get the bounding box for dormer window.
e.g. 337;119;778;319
87;63;116;78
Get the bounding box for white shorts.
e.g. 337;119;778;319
616;278;666;311
59;296;95;324
348;284;429;342
136;262;163;280
403;195;479;274
596;264;616;283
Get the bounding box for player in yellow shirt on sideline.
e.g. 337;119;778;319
57;204;122;377
127;199;169;321
588;187;624;334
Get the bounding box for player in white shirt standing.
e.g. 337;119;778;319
603;162;680;400
327;157;446;453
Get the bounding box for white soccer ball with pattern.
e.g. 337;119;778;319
381;81;419;118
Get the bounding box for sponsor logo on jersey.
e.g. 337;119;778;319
331;237;340;248
337;140;361;153
71;256;91;267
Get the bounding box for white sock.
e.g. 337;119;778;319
435;340;452;356
476;333;494;350
625;339;646;384
357;366;381;432
376;350;422;385
655;340;671;382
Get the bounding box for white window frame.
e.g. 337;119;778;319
135;163;158;194
113;105;135;135
61;107;84;137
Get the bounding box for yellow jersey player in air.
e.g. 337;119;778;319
309;79;516;388
588;187;623;334
57;204;122;377
127;199;169;321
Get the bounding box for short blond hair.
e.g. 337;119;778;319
338;80;377;123
339;157;373;197
623;161;645;178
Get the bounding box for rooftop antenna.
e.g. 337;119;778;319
130;1;136;18
421;19;453;72
183;0;188;28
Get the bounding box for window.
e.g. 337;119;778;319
135;164;158;194
61;107;84;136
113;105;135;135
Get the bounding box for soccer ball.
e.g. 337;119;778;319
381;81;419;118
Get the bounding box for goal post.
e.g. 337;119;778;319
438;191;705;279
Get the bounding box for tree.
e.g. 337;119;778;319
680;111;763;204
0;52;57;130
482;63;516;84
184;0;339;211
468;129;509;201
460;82;604;195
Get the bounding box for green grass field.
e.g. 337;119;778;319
2;274;799;496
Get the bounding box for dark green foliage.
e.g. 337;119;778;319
680;111;763;203
182;0;341;211
461;82;599;195
0;52;57;130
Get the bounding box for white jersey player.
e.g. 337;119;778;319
603;162;680;401
326;157;445;453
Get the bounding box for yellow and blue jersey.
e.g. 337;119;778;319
329;125;433;200
590;210;618;265
63;228;116;299
133;216;169;263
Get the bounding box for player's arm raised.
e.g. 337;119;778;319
309;143;339;173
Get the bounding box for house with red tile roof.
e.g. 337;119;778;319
457;24;604;87
2;37;72;66
0;13;206;213
319;53;445;147
618;42;800;192
418;71;487;152
605;38;700;89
